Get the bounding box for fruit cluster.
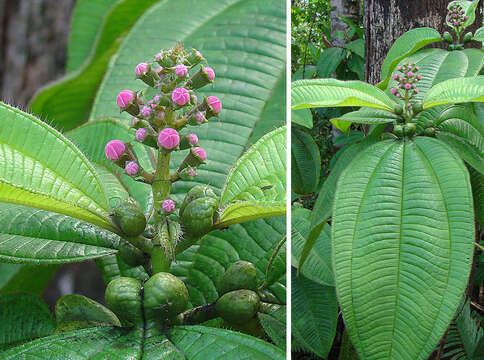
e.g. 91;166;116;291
446;3;469;29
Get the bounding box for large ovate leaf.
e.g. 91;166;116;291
292;79;397;112
317;47;347;77
333;137;475;360
378;28;442;89
469;166;484;227
423;76;484;109
474;27;484;42
292;108;313;129
0;325;284;359
0;293;55;350
0;203;119;264
291;126;320;195
331;107;399;129
216;127;286;227
436;105;484;175
0;103;115;232
291;268;338;359
65;0;118;72
29;0;159;131
258;305;286;350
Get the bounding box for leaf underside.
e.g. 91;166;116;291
333;137;474;360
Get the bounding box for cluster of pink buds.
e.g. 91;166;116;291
106;44;221;182
390;63;422;104
446;4;468;29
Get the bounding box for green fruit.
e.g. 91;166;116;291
218;261;258;295
180;185;217;215
393;124;403;137
393;105;403;115
404;123;416;137
112;199;146;237
463;32;473;43
424;127;436;137
105;277;142;324
118;240;146;267
216;290;260;325
443;31;453;44
143;272;189;319
412;102;423;114
180;196;218;238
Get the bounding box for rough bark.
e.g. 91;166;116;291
364;0;483;84
0;0;76;107
331;0;361;47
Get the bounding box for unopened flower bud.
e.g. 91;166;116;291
141;106;153;117
179;166;197;180
204;66;215;81
177;146;207;172
206;96;222;117
135;62;149;77
172;87;190;106
187;65;215;89
162;199;176;213
158;128;180;150
391;88;398;95
136;128;147;141
105;140;126;161
174;64;188;78
179;133;199;150
125;161;140;176
116;90;139;116
404;83;412;90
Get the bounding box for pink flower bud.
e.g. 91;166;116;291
132;117;139;126
174;64;188;78
396;93;401;98
192;147;207;161
397;66;401;71
116;90;135;109
156;66;163;73
105;140;126;161
207;96;222;114
407;71;414;77
136;128;147;141
155;110;165;120
204;66;215;81
153;95;161;103
141;106;152;117
416;74;422;80
172;87;190;106
464;16;469;21
454;21;459;26
151;103;157;109
135;62;149;77
414;89;419;94
125;161;139;175
407;103;412;108
191;94;198;103
393;74;398;80
188;134;198;145
391;88;398;95
188;168;196;177
162;199;175;212
158;128;180;150
155;52;163;61
404;83;412;90
196;112;206;123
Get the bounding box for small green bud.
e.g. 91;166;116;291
216;290;260;325
393;105;403;115
463;32;473;43
218;261;258;295
404;123;416;137
412;102;423;114
112;199;146;237
443;31;453;43
424;127;436;137
393;124;404;137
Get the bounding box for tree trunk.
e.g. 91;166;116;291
331;0;361;47
364;0;483;84
0;0;76;107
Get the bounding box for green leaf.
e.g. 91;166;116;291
331;118;352;135
96;254;149;285
292;65;318;81
378;28;442;89
0;102;115;232
292;108;313;129
291;268;338;359
65;0;118;72
344;39;364;59
172;217;286;307
0;293;55;350
292;208;333;286
469;166;484;227
1;325;284;359
331;107;399;128
436;105;484;175
474;27;484;42
291;127;320;195
29;0;159;131
292;79;397;112
0;203;119;264
317;47;346;77
94;164;130;210
0;263;57;295
217;127;286;227
333;138;475;360
424;76;484;109
55;294;121;332
258;305;286;350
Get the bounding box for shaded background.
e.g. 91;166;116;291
0;0;107;308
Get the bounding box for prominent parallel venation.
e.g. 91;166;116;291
333;137;474;360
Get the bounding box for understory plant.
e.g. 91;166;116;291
0;0;286;358
292;1;484;359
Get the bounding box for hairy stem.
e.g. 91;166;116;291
179;302;218;325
